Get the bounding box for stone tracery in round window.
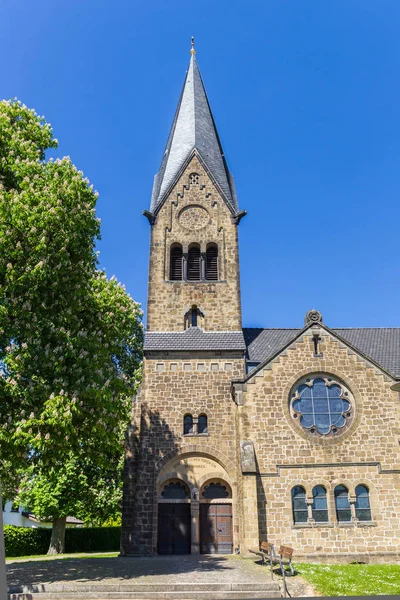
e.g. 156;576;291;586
290;375;353;437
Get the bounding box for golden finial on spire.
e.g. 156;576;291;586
190;36;196;56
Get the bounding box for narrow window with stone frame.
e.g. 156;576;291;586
292;486;308;524
334;485;352;522
205;243;218;281
355;485;372;521
311;485;329;522
183;414;193;435
187;244;201;281
170;243;183;280
198;414;208;434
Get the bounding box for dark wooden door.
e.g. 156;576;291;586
200;503;233;554
157;503;191;555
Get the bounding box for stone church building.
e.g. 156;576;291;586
121;44;400;562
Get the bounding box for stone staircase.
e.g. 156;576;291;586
8;581;282;599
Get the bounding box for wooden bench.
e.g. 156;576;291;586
249;542;295;598
248;541;295;577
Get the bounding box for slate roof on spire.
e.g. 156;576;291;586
150;51;238;214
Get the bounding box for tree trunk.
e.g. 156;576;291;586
47;516;67;555
0;483;8;598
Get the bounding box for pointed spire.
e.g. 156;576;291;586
150;42;238;214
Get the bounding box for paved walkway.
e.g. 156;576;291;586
7;555;319;597
7;555;276;587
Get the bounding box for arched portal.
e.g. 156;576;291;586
157;479;191;555
199;479;233;554
156;452;236;555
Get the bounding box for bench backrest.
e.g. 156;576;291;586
279;545;293;559
260;541;273;553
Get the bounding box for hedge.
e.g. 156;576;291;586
4;525;121;557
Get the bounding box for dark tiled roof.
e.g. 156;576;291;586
243;327;400;379
150;54;238;213
144;328;246;352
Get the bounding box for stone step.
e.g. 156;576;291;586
9;583;281;593
9;593;281;600
8;582;282;600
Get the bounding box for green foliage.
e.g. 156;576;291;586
4;525;50;557
296;563;400;596
0;98;143;533
4;525;120;557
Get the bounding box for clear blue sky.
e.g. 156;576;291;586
2;1;400;328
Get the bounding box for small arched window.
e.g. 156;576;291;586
189;172;200;185
183;414;193;435
191;305;199;327
198;414;208;434
205;244;218;281
355;485;372;521
312;486;329;522
170;244;183;280
187;244;201;281
334;485;351;522
292;486;308;524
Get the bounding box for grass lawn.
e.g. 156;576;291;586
6;552;119;563
296;563;400;596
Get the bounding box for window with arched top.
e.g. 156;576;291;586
183;414;193;435
292;486;308;523
170;244;183;280
184;305;203;330
198;414;208;434
187;245;201;281
189;172;200;185
191;305;199;327
205;244;218;281
334;485;351;522
201;481;231;499
160;480;190;499
312;485;329;522
355;485;372;521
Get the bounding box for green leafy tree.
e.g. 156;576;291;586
0;99;143;553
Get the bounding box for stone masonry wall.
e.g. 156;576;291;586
123;354;245;554
241;327;400;558
146;155;242;332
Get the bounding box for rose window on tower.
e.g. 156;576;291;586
290;376;352;437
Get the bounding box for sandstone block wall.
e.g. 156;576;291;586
240;327;400;558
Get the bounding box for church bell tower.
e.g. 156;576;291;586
121;40;248;556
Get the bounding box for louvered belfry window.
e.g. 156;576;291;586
206;244;218;280
187;245;201;281
170;244;183;280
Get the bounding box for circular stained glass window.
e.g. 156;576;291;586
290;376;352;436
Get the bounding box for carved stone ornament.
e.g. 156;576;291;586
178;205;210;231
191;487;199;501
304;309;323;325
240;440;257;473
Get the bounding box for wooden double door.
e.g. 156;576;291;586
157;503;191;555
200;503;233;554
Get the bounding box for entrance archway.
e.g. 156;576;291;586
156;452;236;555
199;479;233;554
157;479;191;555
